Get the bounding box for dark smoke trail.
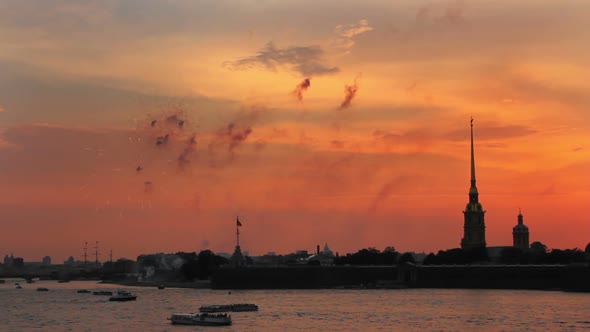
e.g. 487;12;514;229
156;134;169;146
208;122;254;160
339;78;359;109
229;127;253;151
178;134;197;171
292;78;311;102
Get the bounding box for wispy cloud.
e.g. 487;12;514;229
224;42;339;77
444;124;538;141
416;1;466;26
333;19;373;55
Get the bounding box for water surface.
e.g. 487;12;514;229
1;280;589;331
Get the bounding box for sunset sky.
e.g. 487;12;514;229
1;0;589;262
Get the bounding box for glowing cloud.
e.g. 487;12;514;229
333;19;374;55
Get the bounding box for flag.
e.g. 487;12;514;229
236;217;242;227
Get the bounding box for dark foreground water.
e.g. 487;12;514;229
1;280;589;331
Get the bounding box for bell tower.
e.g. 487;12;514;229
461;118;486;249
512;210;530;250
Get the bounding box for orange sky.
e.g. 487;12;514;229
0;0;589;262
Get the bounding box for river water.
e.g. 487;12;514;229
1;280;589;331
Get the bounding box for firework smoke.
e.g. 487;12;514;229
339;75;361;109
292;78;311;102
177;134;197;171
209;122;254;157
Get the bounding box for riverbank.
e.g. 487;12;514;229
102;279;211;289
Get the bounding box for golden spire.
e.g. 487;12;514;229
469;117;479;198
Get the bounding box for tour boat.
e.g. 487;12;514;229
168;313;232;326
108;289;137;301
199;303;258;313
199;305;231;313
36;287;49;291
77;289;91;293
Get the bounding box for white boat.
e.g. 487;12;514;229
199;303;258;312
168;313;232;326
108;289;137;301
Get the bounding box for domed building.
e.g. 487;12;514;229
512;210;529;250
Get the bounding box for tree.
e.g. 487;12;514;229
530;242;548;254
114;258;135;273
398;252;415;265
422;253;438;265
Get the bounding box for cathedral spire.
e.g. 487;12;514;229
470;117;476;187
462;117;486;250
469;117;479;202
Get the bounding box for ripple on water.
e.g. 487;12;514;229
1;282;589;331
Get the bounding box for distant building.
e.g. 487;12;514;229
42;256;52;265
408;252;427;263
12;257;24;268
295;250;308;256
3;253;14;266
323;243;334;257
64;256;76;266
461;118;486;249
512;210;530;250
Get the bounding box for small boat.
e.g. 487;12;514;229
109;289;137;301
77;289;91;293
58;280;70;283
199;305;231;313
36;287;49;291
199;303;258;313
26;279;35;284
157;285;165;290
168;313;232;326
93;291;113;296
15;285;22;289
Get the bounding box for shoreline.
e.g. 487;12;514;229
99;280;589;293
102;279;211;289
